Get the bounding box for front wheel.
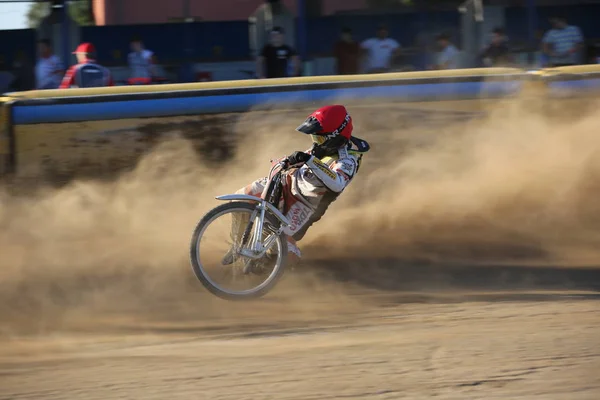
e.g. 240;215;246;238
189;201;288;300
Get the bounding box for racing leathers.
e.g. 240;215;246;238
236;144;363;259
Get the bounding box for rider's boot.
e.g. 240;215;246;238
286;238;302;270
222;212;250;265
223;185;262;266
221;248;236;266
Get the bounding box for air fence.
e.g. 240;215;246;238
1;65;599;179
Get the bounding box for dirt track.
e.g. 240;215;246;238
1;262;600;399
1;283;599;399
2;97;600;398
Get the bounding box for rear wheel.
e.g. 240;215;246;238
189;201;288;300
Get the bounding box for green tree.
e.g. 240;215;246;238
26;0;94;29
26;2;50;29
68;0;94;26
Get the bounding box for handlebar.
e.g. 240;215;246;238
279;158;291;169
270;157;291;169
270;155;312;174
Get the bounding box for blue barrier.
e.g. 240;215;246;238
547;78;600;93
11;81;522;125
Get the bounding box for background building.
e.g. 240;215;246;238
92;0;368;25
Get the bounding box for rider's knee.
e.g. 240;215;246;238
236;182;263;198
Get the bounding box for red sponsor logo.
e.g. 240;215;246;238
289;205;310;232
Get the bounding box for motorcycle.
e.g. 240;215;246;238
189;158;295;301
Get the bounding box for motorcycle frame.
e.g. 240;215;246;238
215;161;291;260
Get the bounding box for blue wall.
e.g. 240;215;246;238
74;12;460;64
0;29;36;68
12;80;522;125
505;4;600;43
1;5;599;70
81;21;251;63
303;11;460;55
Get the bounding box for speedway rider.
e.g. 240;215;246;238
223;105;370;266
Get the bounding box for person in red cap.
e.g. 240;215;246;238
59;42;114;89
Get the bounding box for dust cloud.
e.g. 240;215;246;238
304;97;600;267
1;94;599;336
0;113;356;337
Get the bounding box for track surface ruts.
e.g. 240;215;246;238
1;289;599;400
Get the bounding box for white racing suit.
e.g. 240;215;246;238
235;145;363;259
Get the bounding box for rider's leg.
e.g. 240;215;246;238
278;191;338;268
222;178;266;265
224;176;303;268
238;177;268;199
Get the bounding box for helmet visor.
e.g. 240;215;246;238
296;116;323;135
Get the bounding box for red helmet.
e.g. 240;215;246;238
296;105;353;151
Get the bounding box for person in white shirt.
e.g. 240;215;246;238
35;39;64;90
360;25;401;73
431;33;460;70
127;36;158;83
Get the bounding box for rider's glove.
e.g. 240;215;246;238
310;143;327;159
287;151;312;165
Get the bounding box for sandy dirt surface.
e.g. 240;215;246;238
1;286;599;400
2;96;600;399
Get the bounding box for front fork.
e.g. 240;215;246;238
238;201;284;261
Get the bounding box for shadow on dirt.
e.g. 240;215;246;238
1;260;599;338
303;257;600;301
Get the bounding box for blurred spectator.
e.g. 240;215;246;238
542;17;584;67
35;39;64;90
0;56;14;94
431;33;459;70
360;24;401;73
480;27;512;67
583;40;599;64
10;51;34;92
593;41;600;64
59;43;114;89
256;27;299;79
534;29;550;67
128;36;158;84
334;27;360;75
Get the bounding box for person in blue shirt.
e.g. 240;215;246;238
542;17;584;67
431;33;460;70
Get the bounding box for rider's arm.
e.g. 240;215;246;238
305;156;357;193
